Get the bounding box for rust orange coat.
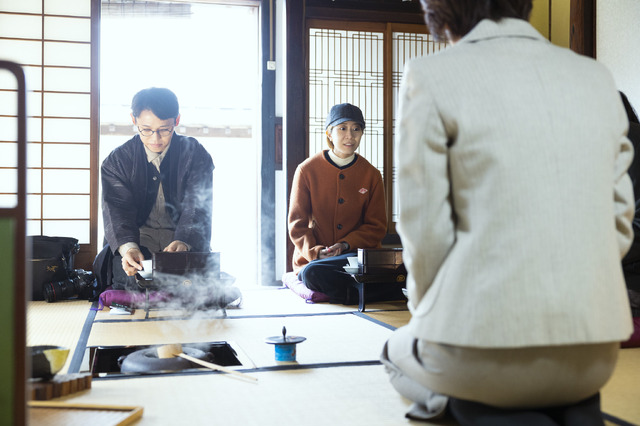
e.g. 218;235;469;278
288;151;387;272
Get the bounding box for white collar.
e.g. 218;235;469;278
328;149;355;167
144;140;172;165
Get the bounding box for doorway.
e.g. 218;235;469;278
99;1;260;287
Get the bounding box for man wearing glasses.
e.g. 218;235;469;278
94;87;214;291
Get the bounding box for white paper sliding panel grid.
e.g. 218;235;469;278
307;23;448;230
308;27;385;179
390;31;447;222
0;0;95;244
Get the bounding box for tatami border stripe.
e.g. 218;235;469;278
92;359;383;381
67;300;98;373
92;310;407;324
92;311;353;323
353;311;398;330
602;412;639;426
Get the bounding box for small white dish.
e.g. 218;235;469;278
109;307;132;316
343;266;359;274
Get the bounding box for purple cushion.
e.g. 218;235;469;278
282;272;330;303
621;316;640;348
97;288;170;309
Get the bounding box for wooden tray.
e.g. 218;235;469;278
28;401;143;426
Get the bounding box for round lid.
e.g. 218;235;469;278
265;335;306;345
265;326;306;345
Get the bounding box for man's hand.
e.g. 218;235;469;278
122;248;145;276
163;240;189;252
318;242;348;259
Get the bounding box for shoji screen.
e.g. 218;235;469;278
307;21;446;229
390;30;447;222
0;0;98;264
308;25;385;178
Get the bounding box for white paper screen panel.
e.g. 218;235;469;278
0;0;93;242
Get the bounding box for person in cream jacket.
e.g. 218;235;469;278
381;0;634;423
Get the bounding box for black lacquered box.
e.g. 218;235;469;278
152;252;220;278
357;248;405;275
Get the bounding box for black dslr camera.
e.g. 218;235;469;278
43;269;94;303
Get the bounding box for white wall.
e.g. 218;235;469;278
597;1;640;111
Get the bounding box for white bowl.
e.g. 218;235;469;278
343;266;359;274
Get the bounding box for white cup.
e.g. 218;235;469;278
141;259;153;272
139;259;153;279
347;256;359;267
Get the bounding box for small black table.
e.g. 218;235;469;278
348;272;407;312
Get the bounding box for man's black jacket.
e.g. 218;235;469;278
101;132;214;253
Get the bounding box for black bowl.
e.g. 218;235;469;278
29;345;70;379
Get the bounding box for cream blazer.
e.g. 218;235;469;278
397;18;634;348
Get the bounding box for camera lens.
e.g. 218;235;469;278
42;269;94;303
43;279;76;303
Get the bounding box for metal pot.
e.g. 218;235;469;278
118;346;209;374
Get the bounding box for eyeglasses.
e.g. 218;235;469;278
137;126;173;137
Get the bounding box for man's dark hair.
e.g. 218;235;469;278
620;91;640;124
131;87;180;121
420;0;533;42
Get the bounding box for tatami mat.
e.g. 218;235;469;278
27;300;93;374
231;286;410;316
94;306;191;321
362;310;412;330
88;314;393;368
92;286;409;321
59;365;453;426
602;347;640;425
26;288;640;425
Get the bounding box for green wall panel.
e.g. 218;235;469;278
0;218;15;424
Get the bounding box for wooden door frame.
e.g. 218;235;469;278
283;1;423;271
570;0;596;58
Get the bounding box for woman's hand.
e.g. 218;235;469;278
318;242;349;259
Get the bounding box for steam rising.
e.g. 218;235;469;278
136;255;242;317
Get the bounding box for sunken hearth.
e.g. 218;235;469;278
84;341;252;378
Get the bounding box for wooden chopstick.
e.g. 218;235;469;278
177;353;258;382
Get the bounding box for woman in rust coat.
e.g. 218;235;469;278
288;103;401;304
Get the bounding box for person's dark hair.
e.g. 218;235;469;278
620;91;640;124
419;0;533;42
131;87;180;121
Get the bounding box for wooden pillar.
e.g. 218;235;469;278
284;0;306;272
570;0;596;58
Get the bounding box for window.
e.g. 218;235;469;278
0;0;97;267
